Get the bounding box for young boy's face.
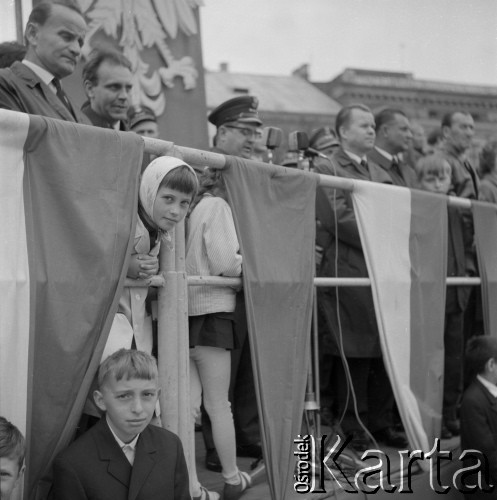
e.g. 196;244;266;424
0;456;24;500
94;375;160;443
152;187;192;232
419;171;451;194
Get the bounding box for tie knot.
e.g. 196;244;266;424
52;78;62;91
360;159;368;169
391;155;399;166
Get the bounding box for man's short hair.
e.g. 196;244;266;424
374;107;407;132
335;103;372;139
26;0;83;30
0;41;26;69
465;336;497;381
98;349;158;389
441;111;473;129
0;416;25;470
82;48;132;86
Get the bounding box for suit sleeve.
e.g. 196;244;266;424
460;392;497;483
173;436;191;500
0;76;24;112
52;456;90;500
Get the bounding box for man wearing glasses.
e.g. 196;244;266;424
208;95;263;159
200;95;263;473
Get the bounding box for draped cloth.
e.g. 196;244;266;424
223;156;318;500
0;109;143;499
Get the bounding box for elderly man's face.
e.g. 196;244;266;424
217;122;260;158
26;4;87;79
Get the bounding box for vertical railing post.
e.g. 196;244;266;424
157;220;193;488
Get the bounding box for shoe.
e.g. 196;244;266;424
223;471;252;500
444;419;460;436
205;448;222;473
192;485;220;500
236;443;262;458
372;428;408;448
348;429;371;453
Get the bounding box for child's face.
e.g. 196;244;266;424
419;172;451;194
152;187;192;232
0;456;24;500
94;375;160;442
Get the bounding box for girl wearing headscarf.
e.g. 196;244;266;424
101;156;198;360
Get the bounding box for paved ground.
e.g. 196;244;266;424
194;424;462;500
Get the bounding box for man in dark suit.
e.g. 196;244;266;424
460;336;497;499
315;104;407;452
81;48;133;130
367;108;418;188
52;349;190;500
0;1;89;123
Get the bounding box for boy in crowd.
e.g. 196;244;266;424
460;336;497;498
52;349;190;500
0;417;25;500
416;155;475;438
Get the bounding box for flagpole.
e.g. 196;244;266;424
15;0;23;43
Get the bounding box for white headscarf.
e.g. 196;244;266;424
139;156;196;221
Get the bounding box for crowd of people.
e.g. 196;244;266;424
2;1;497;500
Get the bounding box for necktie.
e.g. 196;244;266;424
391;156;403;181
122;444;135;466
360;159;368;170
52;78;75;118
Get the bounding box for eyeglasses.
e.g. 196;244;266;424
224;125;259;139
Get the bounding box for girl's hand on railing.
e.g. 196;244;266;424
128;253;159;280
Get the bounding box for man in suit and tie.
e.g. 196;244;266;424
0;0;89;124
367;108;418;188
315;104;407;452
439;111;479;199
52;349;190;500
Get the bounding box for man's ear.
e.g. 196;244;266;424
93;389;106;412
24;22;39;47
84;80;95;99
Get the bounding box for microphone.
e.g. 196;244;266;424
261;127;283;164
303;147;328;160
262;127;283;150
288;131;309;152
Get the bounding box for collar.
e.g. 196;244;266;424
344;149;366;165
375;146;395;162
106;415;140;449
477;374;497;398
22;59;55;91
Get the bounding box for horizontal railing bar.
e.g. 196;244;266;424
125;275;481;288
143;138;474;209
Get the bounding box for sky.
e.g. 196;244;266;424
2;0;495;87
199;0;497;86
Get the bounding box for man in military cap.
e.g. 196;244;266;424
202;95;263;472
128;105;159;139
309;126;340;161
208;95;262;159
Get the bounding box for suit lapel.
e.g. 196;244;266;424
128;426;158;500
95;419;132;489
475;379;497;414
13;62;79;122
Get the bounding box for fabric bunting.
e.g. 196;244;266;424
351;181;447;459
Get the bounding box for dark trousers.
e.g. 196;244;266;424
202;292;260;451
334;356;394;434
443;310;464;421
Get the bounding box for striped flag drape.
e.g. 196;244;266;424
351;181;447;458
0;109;143;499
